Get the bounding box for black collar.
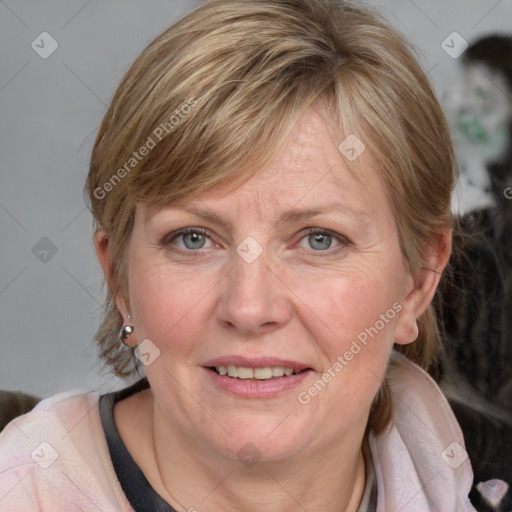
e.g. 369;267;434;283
99;378;177;511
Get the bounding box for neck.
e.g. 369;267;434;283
150;401;368;512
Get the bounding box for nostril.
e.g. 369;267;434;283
220;319;236;330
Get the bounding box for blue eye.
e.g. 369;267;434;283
182;231;207;249
163;227;347;254
298;229;345;251
166;228;213;250
308;232;332;250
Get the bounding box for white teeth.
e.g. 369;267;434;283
214;365;300;380
227;365;238;378
254;367;273;380
272;367;285;377
237;367;254;379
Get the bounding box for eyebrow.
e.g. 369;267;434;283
173;207;234;231
170;202;370;229
274;202;371;226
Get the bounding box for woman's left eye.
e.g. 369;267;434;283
297;229;347;251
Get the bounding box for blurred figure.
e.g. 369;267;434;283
450;35;512;213
437;35;512;512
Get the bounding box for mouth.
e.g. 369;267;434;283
207;365;310;380
202;356;313;397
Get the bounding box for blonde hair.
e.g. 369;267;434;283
86;0;456;434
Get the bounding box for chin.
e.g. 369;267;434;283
215;414;312;462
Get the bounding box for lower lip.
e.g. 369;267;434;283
204;368;313;398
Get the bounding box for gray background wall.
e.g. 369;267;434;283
1;0;511;397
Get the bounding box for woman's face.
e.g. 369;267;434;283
122;108;417;462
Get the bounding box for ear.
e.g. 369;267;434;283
393;229;452;345
93;229;130;319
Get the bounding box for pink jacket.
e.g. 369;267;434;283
0;352;476;511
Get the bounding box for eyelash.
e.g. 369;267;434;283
161;227;350;255
162;227;214;252
298;228;350;253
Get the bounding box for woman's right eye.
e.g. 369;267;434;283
164;228;215;251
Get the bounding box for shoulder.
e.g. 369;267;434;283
0;389;99;471
369;352;477;511
0;389;131;511
377;353;512;511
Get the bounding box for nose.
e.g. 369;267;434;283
216;249;292;336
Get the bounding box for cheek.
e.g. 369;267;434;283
294;268;402;353
290;263;403;406
294;275;400;415
127;259;218;353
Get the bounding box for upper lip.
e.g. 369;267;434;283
203;356;311;372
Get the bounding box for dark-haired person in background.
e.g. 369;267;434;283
437;34;512;512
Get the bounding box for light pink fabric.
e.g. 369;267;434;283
0;353;476;511
370;352;476;511
0;390;133;511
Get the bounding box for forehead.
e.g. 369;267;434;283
143;107;386;223
202;109;377;209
